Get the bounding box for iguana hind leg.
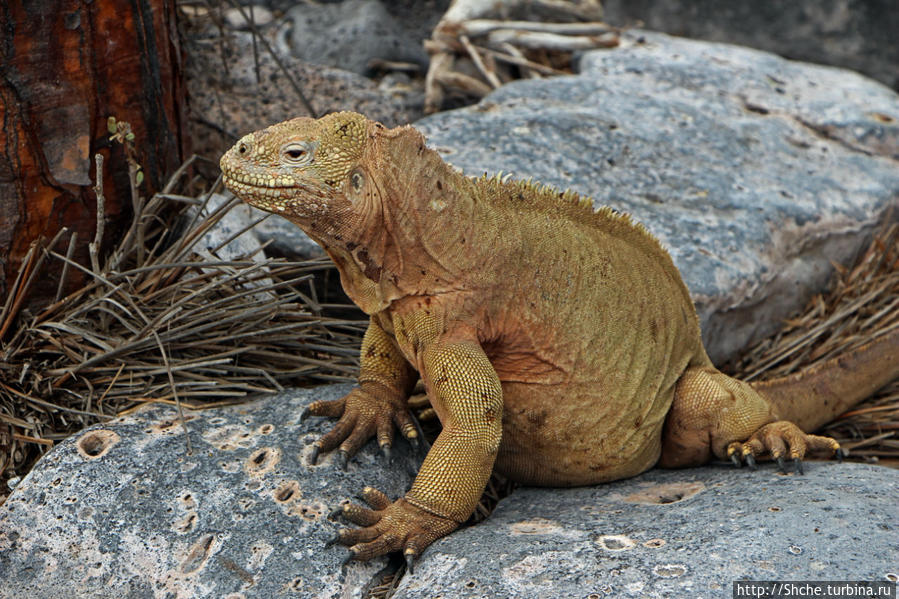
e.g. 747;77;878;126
659;366;842;472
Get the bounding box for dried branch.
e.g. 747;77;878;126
424;0;619;112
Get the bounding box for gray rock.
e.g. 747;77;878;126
203;191;326;259
282;0;429;75
415;30;899;363
602;0;899;91
0;385;420;599
394;463;899;599
195;192;270;261
2;384;896;598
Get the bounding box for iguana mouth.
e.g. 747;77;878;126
220;168;299;191
220;161;336;219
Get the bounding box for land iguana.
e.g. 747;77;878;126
220;111;899;570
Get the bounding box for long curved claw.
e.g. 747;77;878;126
404;550;416;575
335;450;350;471
745;453;757;470
835;447;846;462
325;531;342;548
308;445;321;465
793;457;804;475
730;452;741;468
776;456;787;473
341;549;356;568
301;387;413;467
380;444;392;462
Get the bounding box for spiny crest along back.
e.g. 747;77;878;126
476;174;667;256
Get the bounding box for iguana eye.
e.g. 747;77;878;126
281;141;316;165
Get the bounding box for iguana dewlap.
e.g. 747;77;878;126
220;111;899;569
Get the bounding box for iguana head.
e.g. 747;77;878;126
221;111;458;312
220;111;372;227
222;112;475;313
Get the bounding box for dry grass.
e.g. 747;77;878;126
0;151;366;497
728;221;899;461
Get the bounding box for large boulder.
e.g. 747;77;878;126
1;386;895;598
415;30;899;362
393;462;899;598
218;30;899;362
0;386;420;599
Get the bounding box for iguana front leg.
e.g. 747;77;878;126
333;337;503;569
304;318;417;468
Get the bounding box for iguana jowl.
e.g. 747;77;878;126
220;111;899;569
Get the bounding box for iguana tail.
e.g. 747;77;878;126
750;326;899;432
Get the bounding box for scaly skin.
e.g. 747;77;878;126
220;112;899;568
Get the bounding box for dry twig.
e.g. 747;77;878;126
424;0;619;112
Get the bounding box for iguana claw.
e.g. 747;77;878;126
308;445;321;465
336;450;350;471
730;453;741;468
775;456;787;473
404;550;416;575
745;453;757;470
793;457;804;475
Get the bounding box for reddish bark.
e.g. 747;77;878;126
0;0;186;299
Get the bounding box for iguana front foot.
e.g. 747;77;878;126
330;486;458;572
726;421;843;474
303;386;418;468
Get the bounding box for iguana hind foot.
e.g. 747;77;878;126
331;486;458;571
662;366;844;474
726;421;842;474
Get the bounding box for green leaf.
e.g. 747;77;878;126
125;132;135;141
135;170;144;186
107;116;117;134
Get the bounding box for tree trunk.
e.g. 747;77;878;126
0;0;186;300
